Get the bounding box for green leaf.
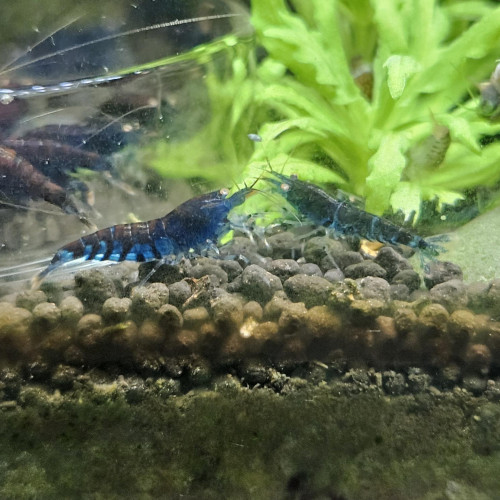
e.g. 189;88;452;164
383;55;422;99
390;182;423;221
372;0;408;53
440;114;481;154
365;133;408;214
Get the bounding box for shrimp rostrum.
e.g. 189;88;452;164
34;185;255;285
264;172;444;257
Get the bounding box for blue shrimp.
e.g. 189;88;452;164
264;172;443;257
34;185;255;285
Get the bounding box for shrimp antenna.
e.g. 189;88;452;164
0;14;83;73
0;14;242;77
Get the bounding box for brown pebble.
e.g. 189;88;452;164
243;301;263;321
60;296;84;325
15;290;47;311
31;302;61;333
448;310;476;352
107;320;139;358
245;321;280;356
175;329;199;353
77;314;104;349
0;303;32;360
465;344;492;373
183;307;210;329
375;316;397;341
157;304;183;333
393;308;418;334
305;306;342;339
349;299;385;325
263;291;290;321
102;297;131;324
211;295;244;333
418;303;449;335
278;302;308;336
139;319;165;349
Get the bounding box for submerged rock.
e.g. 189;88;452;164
283;275;334;308
423;260;463;289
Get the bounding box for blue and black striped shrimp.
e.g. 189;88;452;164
33;185;255;285
264;172;444;257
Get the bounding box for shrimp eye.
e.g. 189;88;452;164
290;173;298;180
219;188;230;197
280;183;291;192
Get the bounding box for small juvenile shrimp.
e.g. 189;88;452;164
264;172;443;257
34;184;255;284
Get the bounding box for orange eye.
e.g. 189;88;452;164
281;183;291;192
219;188;229;197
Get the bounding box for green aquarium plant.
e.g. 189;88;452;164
243;0;500;223
146;0;500;226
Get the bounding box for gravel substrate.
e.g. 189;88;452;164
1;229;500;390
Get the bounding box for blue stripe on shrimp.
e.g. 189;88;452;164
264;171;443;257
34;185;255;285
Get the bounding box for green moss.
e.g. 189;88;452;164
0;384;499;498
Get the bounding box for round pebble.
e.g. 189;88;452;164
283;275;334;308
32;302;61;332
265;232;303;259
168;280;192;308
374;246;412;280
211;294;244;332
344;261;387;279
323;268;345;283
430;279;468;312
130;283;169;321
74;269;118;313
59;296;84;325
239;264;283;304
391;269;421;292
183;307;210;329
15;290;47;311
303;236;345;267
265;259;301;281
158;304;183;333
355;276;390;301
188;263;228;286
102;297;132;323
299;263;323;277
423;260;463;289
242;301;263;321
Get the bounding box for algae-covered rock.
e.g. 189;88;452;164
59;296;84;325
344;261;387;279
31;302;61;334
356;276;390;301
130;282;169;322
15;290;47;311
167;279;192;308
430;279;468;312
0;303;32;360
284;275;334;308
303;236;345;267
374;246;412;279
102;297;131;324
424;260;463;289
75;269;118;313
239;264;283;303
